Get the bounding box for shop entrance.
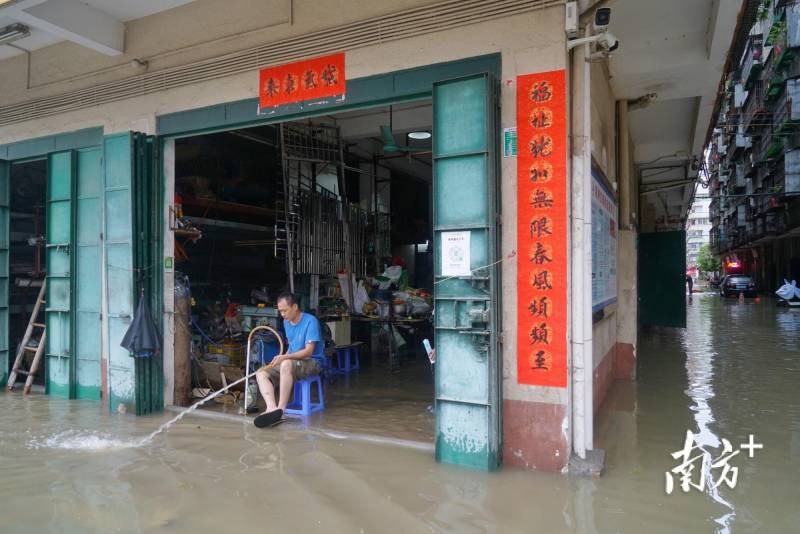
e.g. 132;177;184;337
160;63;502;469
6;159;47;390
0;146;105;399
170;102;437;443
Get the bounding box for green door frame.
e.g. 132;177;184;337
155;55;503;469
0;128;103;395
45;150;75;398
0;159;8;388
74;147;104;400
157;55;500;137
432;73;501;470
133;134;163;415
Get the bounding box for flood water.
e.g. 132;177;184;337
1;293;799;533
202;354;437;444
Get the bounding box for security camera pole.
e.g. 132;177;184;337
567;6;618;52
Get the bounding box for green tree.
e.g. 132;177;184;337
696;244;720;275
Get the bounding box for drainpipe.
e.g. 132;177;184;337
569;25;594;459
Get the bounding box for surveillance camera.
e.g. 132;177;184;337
594;7;611;32
596;31;619;52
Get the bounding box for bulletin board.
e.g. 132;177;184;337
591;167;618;312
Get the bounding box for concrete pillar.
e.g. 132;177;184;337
500;7;571;473
174;287;192;407
615;230;637;379
569;27;594;459
615;100;637;380
618;101;631;230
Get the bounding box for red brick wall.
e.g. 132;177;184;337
593;342;636;414
502;342;635;471
503;400;568;472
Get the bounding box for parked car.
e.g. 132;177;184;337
720;275;757;298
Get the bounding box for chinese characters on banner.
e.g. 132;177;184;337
516;70;568;387
258;53;346;109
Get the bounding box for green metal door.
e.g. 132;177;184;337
639;231;687;328
0;159;8;388
74;148;103;399
46;151;74;397
432;73;501;470
104;133;162;415
104;133;137;413
133;135;163;415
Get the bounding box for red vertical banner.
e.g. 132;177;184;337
516;70;568;387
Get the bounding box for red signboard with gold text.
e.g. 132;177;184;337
516;70;568;388
259;53;345;108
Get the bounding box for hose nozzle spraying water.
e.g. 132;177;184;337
140;325;284;446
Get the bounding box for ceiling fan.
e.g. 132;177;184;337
379;106;430;154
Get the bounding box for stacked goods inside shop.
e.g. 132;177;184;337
171;103;437;441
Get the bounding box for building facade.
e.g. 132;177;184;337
0;0;743;473
687;193;712;272
709;0;800;288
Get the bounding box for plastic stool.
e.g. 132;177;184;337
285;375;325;417
333;343;362;374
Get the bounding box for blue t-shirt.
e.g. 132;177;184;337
284;312;324;364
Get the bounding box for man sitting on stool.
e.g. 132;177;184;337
254;292;323;427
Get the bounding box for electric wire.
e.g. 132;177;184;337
433;251;517;286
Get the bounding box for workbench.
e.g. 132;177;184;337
349;315;433;371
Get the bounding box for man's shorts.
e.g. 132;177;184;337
259;358;320;384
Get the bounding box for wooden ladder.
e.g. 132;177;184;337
7;282;46;395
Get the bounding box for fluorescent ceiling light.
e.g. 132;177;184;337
0;23;30;46
0;0;22;8
408;131;431;140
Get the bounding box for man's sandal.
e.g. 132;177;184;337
254;409;284;428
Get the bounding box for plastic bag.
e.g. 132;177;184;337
776;279;800;300
392;291;410;302
375;276;392;290
337;273;372;312
337;272;355;309
354;280;371;314
383;265;403;283
408;296;431;315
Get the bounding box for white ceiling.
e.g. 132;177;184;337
0;0;195;60
609;0;741;164
628;97;698;163
603;0;743;226
80;0;195;21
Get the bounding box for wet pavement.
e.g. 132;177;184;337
202;356;436;444
594;293;800;533
1;292;798;533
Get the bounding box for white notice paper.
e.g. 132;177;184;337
441;231;471;277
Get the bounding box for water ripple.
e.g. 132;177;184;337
27;430;139;451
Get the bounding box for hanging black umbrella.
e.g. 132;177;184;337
121;291;161;358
